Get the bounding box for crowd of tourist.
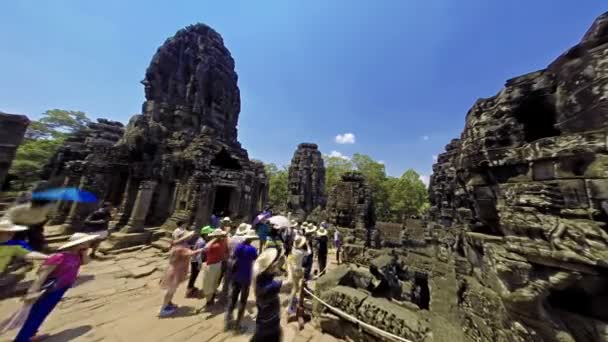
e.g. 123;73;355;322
159;214;340;341
0;188;341;342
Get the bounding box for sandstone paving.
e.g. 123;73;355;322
0;250;342;342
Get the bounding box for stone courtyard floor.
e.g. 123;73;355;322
0;247;342;342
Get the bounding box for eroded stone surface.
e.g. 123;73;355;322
0;112;29;188
288;143;326;220
315;12;608;342
326;172;375;230
40;24;269;245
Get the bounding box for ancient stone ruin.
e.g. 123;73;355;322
44;24;268;249
326;171;375;230
0;112;29;189
287;143;326;220
314;12;608;342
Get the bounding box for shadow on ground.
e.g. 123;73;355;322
72;274;95;288
46;325;93;341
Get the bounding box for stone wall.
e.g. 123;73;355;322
326;172;375;229
42;119;124;183
0;112;29;188
428;12;608;342
287;143;326;220
44;24;268;246
315;12;608;342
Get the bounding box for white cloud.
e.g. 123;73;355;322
335;133;356;144
419;174;430;187
328;150;350;160
378;160;385;165
422;135;429;141
432;155;438;162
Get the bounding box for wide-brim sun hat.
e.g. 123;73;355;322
208;228;227;238
175;230;195;241
58;232;99;250
304;225;317;235
294;235;307;248
317;227;328;237
253;248;279;275
235;223;251;236
243;229;260;241
0;220;28;233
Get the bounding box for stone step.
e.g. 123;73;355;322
0;202;11;211
151;237;172;252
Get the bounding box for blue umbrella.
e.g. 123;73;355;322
31;187;98;203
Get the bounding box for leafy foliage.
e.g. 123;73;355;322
7;110;91;189
323;153;429;222
263;154;430;222
264;163;289;211
324;156;354;192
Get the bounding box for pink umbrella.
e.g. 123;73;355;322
253;212;271;225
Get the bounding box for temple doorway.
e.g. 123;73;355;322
213;186;233;217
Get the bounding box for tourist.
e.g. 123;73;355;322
282;220;297;257
186;226;213;298
3;197;55;252
159;229;206;317
286;235;309;316
0;220;47;275
334;229;342;265
225;229;259;332
201;229;228;310
219;223;249;301
83;202;114;259
254;217;271;252
220;217;232;234
316;227;329;274
303;225;316;280
252;248;282;342
210;214;220;228
14;232;98;341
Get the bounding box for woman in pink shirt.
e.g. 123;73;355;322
14;233;99;342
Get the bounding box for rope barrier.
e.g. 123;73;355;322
301;286;415;342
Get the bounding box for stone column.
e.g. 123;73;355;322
192;182;213;229
230;188;242;218
48;169;82;225
115;178;140;228
64;165;109;232
121;180;157;233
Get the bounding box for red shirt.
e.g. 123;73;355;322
205;240;227;265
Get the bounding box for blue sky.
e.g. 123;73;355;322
1;1;605;183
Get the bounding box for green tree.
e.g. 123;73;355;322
351;153;391;220
323;156;353;192
387;169;429;222
265;163;289;210
8;109;91;188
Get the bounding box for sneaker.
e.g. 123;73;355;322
159;305;176;317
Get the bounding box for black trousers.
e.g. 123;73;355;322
226;281;250;320
188;262;201;289
318;252;327;273
251;329;282;342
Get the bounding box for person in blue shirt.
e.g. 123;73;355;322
210;214;220;228
224;229;258;331
254;219;271;252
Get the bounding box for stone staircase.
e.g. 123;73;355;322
0;194;16;217
149;227;173;251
